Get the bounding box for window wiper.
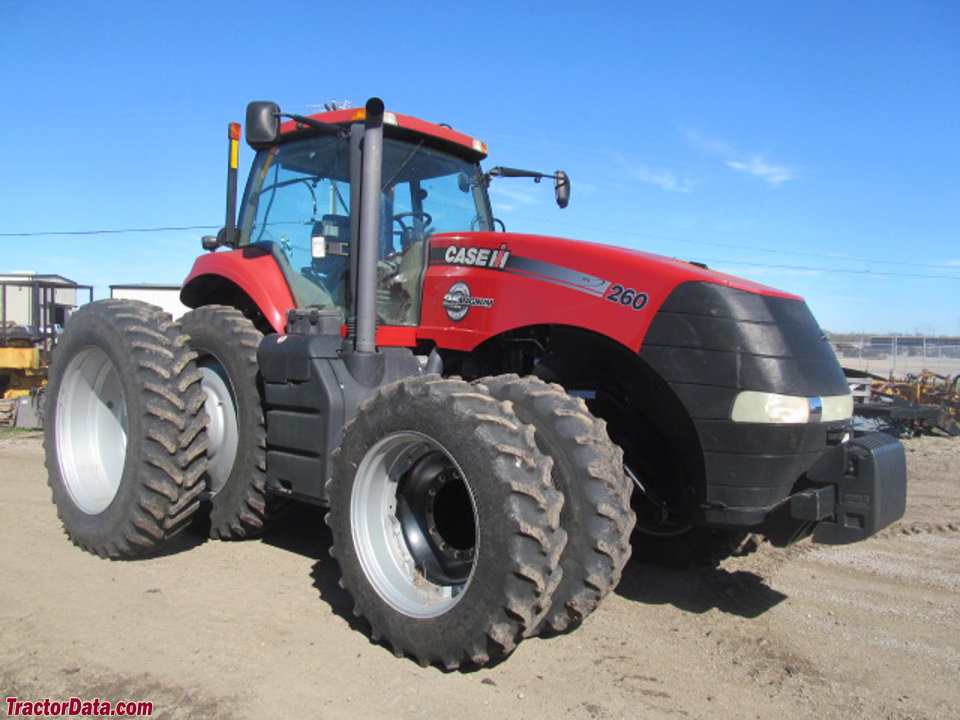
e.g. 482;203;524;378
382;140;424;191
278;112;350;139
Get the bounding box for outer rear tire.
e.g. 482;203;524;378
480;374;635;633
44;300;208;558
179;305;268;539
327;376;566;669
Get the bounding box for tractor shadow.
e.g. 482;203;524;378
259;504;515;672
615;558;787;618
259;504;359;629
259;507;786;624
258;506;785;664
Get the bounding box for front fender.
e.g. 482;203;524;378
181;247;295;332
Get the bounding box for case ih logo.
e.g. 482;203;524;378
444;243;511;269
442;281;494;322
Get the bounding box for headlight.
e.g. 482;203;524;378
821;394;854;422
731;391;853;424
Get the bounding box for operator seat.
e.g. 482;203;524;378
377;238;427;325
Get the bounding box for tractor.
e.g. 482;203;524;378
44;97;907;669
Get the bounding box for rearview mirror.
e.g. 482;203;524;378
554;171;570;209
246;101;280;150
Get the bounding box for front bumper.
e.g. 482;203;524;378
751;432;907;546
810;432;908;544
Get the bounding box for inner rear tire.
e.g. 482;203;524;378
327;376;566;669
44;300;208;558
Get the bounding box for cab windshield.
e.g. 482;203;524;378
238;133;492;325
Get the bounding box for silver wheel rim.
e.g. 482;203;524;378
351;432;478;618
198;358;239;497
56;346;127;514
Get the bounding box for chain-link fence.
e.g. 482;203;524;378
832;336;960;378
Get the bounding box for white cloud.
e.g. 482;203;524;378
687;129;799;187
489;186;539;205
610;152;697;194
726;156;797;186
686;129;737;157
633;164;696;193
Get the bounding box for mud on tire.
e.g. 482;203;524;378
480;374;635;633
44;299;209;558
180;305;269;539
326;376;566;669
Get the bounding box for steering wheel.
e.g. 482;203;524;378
392;211;433;229
470;215;506;232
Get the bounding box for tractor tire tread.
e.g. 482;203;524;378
478;374;636;634
44;300;209;559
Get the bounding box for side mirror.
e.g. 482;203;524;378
201;227;235;251
246;101;280;150
554;171;570;209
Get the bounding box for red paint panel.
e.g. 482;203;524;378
182;248;294;333
279;109;485;159
416;233;802;353
375;326;419;347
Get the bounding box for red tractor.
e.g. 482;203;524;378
44;98;907;668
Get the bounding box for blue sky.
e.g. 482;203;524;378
1;1;957;334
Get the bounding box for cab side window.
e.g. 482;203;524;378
244;137;351;314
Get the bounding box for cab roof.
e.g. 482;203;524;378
278;107;488;162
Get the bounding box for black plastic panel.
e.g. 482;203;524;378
639;282;851;519
695;420;842;455
258;335;422;504
642;282;848;397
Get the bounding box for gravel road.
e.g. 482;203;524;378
1;432;957;719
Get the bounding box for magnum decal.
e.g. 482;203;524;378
431;243;650;309
442;281;495;322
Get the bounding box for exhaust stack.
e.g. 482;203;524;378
354;97;385;354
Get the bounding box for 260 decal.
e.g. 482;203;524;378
605;284;649;310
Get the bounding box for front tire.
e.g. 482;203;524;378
327;376;566;669
44;300;208;558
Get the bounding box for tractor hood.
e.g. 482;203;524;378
419;231;804;353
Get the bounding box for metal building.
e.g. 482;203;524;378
109;283;190;320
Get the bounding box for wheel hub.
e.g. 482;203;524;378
396;451;475;585
350;432;478;618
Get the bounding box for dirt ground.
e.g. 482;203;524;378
1;432;957;720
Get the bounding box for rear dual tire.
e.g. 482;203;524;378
327;376;567;669
44;300;209;558
480;375;635;633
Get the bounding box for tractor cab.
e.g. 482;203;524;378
237;128;494;326
190;101;569;336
